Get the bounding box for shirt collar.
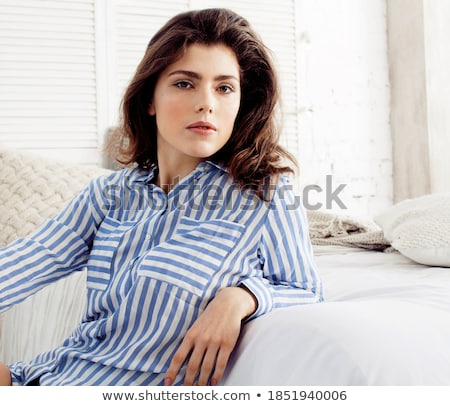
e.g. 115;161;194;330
196;160;228;174
131;160;228;185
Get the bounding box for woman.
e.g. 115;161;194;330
0;8;322;386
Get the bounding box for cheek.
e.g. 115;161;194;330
154;100;187;130
224;101;240;130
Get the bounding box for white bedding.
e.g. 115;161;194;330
2;248;450;385
222;249;450;385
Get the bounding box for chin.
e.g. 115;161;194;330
188;149;219;159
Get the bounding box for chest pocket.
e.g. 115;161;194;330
136;217;245;297
86;216;136;291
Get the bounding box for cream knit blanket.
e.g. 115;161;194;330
0;148;110;247
307;209;391;251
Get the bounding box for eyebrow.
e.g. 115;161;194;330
167;70;240;82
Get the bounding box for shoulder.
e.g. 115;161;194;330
266;175;300;209
89;166;155;189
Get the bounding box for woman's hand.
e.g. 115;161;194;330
164;286;257;386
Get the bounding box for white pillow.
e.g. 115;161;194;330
374;193;450;267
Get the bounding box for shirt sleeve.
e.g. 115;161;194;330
239;179;323;320
0;173;113;312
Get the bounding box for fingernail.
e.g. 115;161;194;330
164;378;172;386
210;378;217;386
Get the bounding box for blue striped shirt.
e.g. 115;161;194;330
0;161;322;385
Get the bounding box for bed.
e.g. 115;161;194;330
1;147;449;385
224;247;450;385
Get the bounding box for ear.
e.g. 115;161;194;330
148;102;156;116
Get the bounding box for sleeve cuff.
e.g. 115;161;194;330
239;277;273;320
8;361;25;386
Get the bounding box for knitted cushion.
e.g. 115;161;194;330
374;193;450;267
0;148;111;247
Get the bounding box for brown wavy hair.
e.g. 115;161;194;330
110;8;297;196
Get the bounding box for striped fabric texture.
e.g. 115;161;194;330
0;161;322;385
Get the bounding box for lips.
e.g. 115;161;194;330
187;121;217;135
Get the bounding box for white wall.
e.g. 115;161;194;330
295;0;392;219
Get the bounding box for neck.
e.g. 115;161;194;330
155;158;203;194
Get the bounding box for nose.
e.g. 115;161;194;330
195;104;213;113
194;87;214;114
195;105;213;114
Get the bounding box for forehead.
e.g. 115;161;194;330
163;43;241;78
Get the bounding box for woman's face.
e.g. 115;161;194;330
148;43;241;170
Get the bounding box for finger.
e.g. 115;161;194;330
183;344;207;386
165;342;193;386
196;345;220;386
209;347;232;386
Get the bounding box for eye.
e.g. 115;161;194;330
217;84;234;94
174;80;193;89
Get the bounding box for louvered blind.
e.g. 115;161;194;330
0;0;98;164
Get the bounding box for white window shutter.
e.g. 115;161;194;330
0;0;98;164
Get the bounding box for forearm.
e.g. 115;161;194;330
239;275;322;320
239;183;323;320
215;286;258;320
0;362;12;386
0;220;89;312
